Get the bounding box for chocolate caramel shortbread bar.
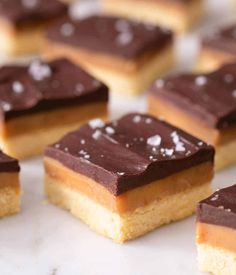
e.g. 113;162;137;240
197;185;236;275
0;59;108;159
0;0;67;55
148;63;236;170
101;0;203;33
44;15;174;95
44;113;214;242
0;151;20;218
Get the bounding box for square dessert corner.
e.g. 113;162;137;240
44;113;214;243
0;151;20;218
0;0;67;55
196;185;236;275
197;24;236;72
101;0;203;33
43;15;174;95
148;62;236;170
0;58;108;159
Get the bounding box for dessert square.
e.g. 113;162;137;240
0;58;108;159
44;113;214;243
44;15;174;95
148;63;236;170
0;0;68;55
197;24;236;72
196;185;236;275
0;151;20;218
101;0;203;33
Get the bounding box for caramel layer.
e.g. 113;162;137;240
197;47;236;73
44;157;213;214
197;222;236;254
43;40;173;75
0;102;107;138
148;95;236;146
0;172;20;191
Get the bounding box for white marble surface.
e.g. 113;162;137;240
0;1;236;275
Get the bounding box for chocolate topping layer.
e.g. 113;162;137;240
45;113;214;196
46;15;173;59
149;62;236;129
202;24;236;55
0;151;20;172
0;0;67;27
0;59;108;122
197;184;236;230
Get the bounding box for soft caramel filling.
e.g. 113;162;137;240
197;222;236;254
197;47;236;72
148;95;236;146
44;157;213;214
0;172;20;190
43;40;173;75
0;102;107;138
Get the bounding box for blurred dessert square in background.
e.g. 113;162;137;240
148;62;236;170
0;59;108;159
43;15;174;95
101;0;203;33
0;0;68;56
197;24;236;72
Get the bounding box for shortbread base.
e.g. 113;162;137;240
45;174;211;243
0;173;21;218
0;103;107;159
0;186;20;218
44;42;174;95
196;48;236;73
197;244;236;275
102;0;202;33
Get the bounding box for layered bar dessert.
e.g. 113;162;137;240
0;59;108;159
44;15;174;95
0;151;20;218
0;0;67;55
101;0;203;33
197;24;236;72
197;185;236;275
44;113;214;242
148;62;236;170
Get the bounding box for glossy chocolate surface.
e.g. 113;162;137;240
0;0;67;27
197;184;236;230
0;151;20;172
45;113;214;196
46;15;173;59
0;59;108;122
149;62;236;129
202;24;236;55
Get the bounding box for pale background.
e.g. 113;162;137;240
0;1;236;274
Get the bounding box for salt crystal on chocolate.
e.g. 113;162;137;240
195;76;207;87
105;126;115;135
12;81;24;94
147;135;161;147
89;118;105;129
60;23;75;37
